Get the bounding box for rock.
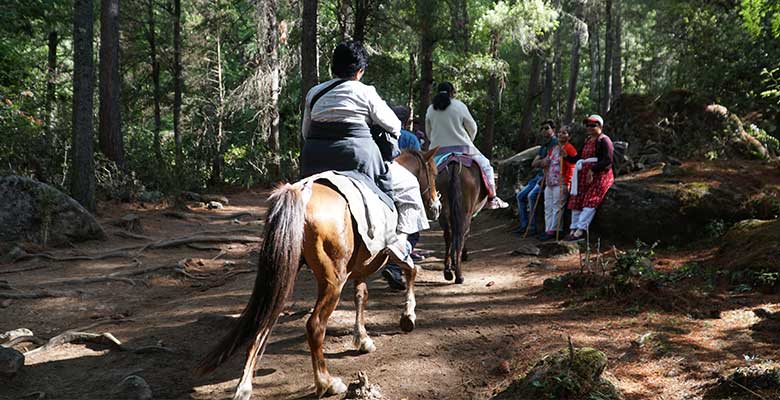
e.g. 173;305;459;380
715;219;780;278
592;179;749;243
201;194;229;205
492;346;622;399
112;375;153;400
496;360;512;375
137;190;163;203
511;243;540;256
0;328;34;344
706;362;780;397
206;201;224;210
344;371;383;400
0;299;11;308
538;241;579;257
0;176;106;246
496;146;540;203
113;214;143;233
0;347;24;379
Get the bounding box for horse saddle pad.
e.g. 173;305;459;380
434;153;493;198
299;171;398;256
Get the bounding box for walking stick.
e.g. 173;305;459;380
555;148;565;241
523;174;545;239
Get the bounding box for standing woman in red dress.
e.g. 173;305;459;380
563;114;614;241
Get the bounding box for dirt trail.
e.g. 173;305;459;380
2;191;779;400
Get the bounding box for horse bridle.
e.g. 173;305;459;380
411;151;441;211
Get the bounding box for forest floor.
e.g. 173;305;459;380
3;188;780;400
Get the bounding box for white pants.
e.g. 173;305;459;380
569;207;597;231
470;153;496;196
389;161;430;234
543;185;566;233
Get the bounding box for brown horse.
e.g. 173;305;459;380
436;161;488;284
197;149;440;400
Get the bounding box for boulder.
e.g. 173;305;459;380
704;362;780;399
112;375;153;400
496;146;540;202
592;178;750;243
0;347;24;379
0;176;106;246
716;219;780;272
492;346;622;400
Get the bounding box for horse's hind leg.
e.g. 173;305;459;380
352;279;376;353
232;330;271;400
442;224;454;281
400;264;417;332
306;279;348;397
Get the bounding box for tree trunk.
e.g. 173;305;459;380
482;31;500;159
265;0;280;155
553;18;563;121
300;0;319;138
407;51;416;128
602;0;613;114
146;0;163;172
541;61;553;120
72;0;96;212
210;32;225;185
588;12;600;111
338;0;349;41
172;0;184;178
565;0;584;124
45;30;58;139
353;0;369;41
416;0;435;123
449;0;469;53
611;0;622;101
518;53;542;150
99;0;123;166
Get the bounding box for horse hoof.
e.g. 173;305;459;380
455;276;464;284
326;377;347;396
444;270;453;281
357;337;376;354
400;314;416;332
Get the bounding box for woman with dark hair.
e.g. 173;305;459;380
301;41;428;267
425;82;509;209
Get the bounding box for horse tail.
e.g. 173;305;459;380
447;162;464;264
196;183;305;374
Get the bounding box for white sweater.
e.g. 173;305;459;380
425;99;478;152
301;79;401;139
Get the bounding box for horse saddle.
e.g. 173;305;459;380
299;171;398;257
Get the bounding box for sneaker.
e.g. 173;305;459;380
410;251;425;262
563;230;585;242
486;197;510;209
382;265;406;291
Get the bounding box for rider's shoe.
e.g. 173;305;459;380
381;264;406;291
486;197;509;209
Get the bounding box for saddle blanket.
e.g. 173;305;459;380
434;153;489;216
299;171;397;256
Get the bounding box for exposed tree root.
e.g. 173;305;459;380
0;288;85;299
23;329;175;357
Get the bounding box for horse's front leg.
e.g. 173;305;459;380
400;264;417;332
352;279;376;353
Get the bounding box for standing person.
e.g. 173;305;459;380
563;114;614;241
425;82;509;209
300;41;427;267
511;120;558;235
538;126;577;241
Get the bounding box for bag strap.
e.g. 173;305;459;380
309;79;348;111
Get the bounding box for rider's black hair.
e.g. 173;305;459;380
331;41;369;79
432;82;455;111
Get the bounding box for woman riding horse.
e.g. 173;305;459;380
426;82;508;283
197;41;441;400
